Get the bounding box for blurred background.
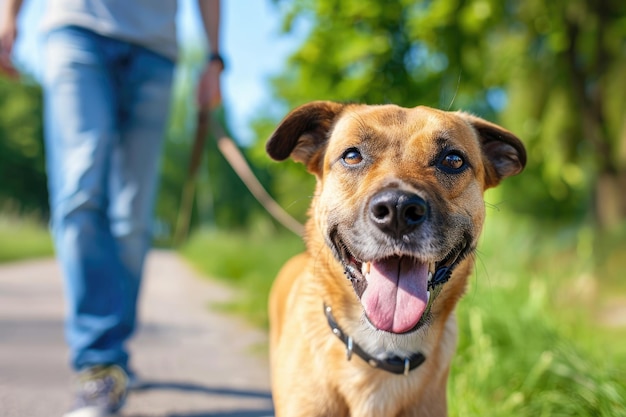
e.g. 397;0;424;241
1;0;625;415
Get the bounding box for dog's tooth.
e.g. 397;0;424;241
362;262;370;276
427;290;431;303
428;271;433;282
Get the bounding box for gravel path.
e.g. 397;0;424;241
0;250;274;417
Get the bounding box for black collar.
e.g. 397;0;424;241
324;304;426;376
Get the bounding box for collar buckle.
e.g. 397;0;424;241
346;336;354;361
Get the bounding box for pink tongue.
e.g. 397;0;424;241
361;257;429;333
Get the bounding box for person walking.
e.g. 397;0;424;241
0;1;224;416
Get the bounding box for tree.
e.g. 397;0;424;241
0;76;47;217
497;0;626;229
263;0;626;229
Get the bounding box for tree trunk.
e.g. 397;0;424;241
595;170;626;230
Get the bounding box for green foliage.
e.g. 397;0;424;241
0;77;47;216
273;0;491;111
493;0;626;223
264;0;626;225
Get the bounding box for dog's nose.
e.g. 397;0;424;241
369;190;428;237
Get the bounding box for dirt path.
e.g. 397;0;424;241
0;250;274;417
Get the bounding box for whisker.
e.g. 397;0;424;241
284;195;315;210
485;200;502;212
446;71;463;111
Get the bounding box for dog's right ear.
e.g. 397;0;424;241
266;101;346;175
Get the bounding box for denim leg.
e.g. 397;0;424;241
108;47;174;347
42;27;173;372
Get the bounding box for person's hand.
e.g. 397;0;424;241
196;59;223;110
0;14;19;78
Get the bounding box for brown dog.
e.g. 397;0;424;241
266;101;526;416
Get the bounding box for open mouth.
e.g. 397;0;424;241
332;232;470;334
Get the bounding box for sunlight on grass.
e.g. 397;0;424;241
0;214;53;263
448;213;626;416
181;227;304;328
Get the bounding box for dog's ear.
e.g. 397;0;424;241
461;113;527;188
266;101;346;175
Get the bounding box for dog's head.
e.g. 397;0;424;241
267;101;525;335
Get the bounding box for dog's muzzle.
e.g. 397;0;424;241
329;189;473;335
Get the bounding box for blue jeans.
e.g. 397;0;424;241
42;27;175;372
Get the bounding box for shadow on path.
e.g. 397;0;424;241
0;253;274;417
165;411;274;417
126;381;275;417
125;410;274;417
133;380;272;401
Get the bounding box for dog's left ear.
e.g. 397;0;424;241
266;101;347;176
461;113;527;188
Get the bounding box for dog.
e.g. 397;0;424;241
266;101;526;416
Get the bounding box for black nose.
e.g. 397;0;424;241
369;190;428;237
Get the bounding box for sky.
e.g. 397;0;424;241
13;0;306;144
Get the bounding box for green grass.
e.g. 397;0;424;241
0;214;53;263
180;227;304;328
181;215;626;416
448;213;626;416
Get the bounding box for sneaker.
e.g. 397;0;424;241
125;368;144;390
63;365;128;417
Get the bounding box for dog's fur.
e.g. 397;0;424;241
266;101;526;417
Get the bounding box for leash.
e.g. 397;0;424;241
174;106;304;244
324;304;426;376
214;123;304;236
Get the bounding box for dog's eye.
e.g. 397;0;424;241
440;152;465;171
342;148;363;166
